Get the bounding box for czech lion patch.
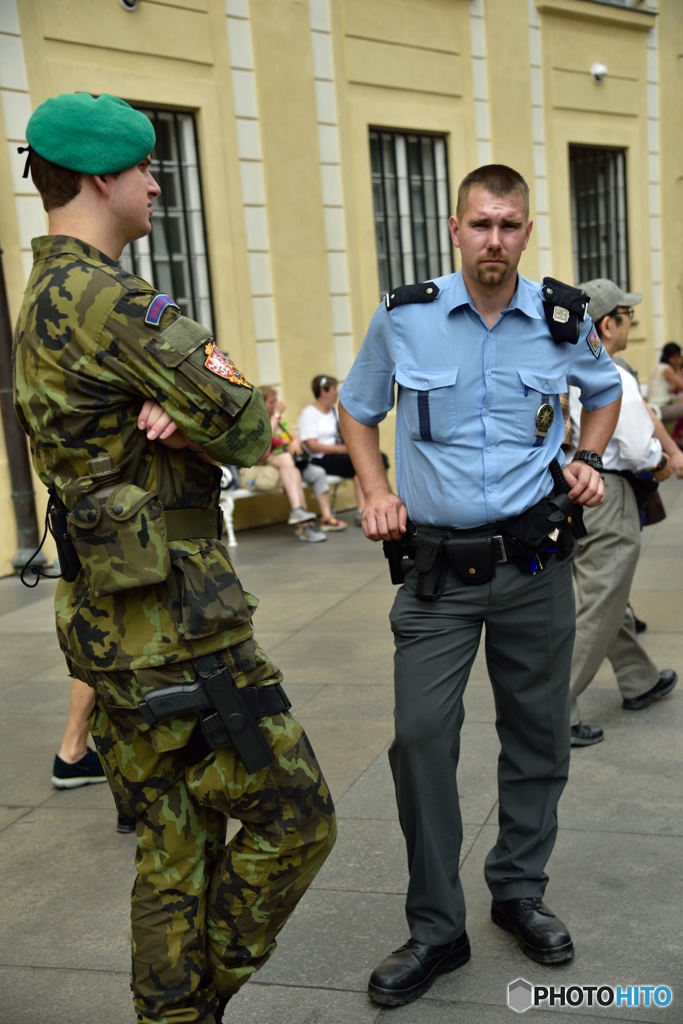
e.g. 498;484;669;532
204;342;252;388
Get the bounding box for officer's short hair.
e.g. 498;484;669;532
30;151;83;212
312;374;337;398
456;164;530;220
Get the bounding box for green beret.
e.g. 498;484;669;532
26;93;156;175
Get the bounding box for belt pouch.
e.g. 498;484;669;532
444;536;496;585
413;537;446;601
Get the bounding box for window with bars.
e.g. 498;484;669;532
569;145;630;290
370;130;453;296
120;108;214;330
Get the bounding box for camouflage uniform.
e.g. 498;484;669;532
13;236;336;1023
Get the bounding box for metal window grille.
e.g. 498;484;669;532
120;108;214;331
370;130;453;296
569;145;630;290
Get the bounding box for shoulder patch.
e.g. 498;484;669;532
204;342;252;388
586;326;602;359
385;281;439;311
145;294;180;326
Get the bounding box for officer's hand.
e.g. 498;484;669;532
564;460;605;507
138;400;196;450
362;493;407;542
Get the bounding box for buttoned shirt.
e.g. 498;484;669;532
340;271;622;529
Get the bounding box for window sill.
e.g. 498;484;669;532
535;0;657;31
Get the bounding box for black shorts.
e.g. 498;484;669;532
316;453;357;478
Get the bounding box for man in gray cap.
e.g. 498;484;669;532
568;279;678;745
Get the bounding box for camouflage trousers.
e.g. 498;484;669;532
86;637;336;1024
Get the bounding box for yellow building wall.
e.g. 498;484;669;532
0;0;677;574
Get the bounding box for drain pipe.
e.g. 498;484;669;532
0;247;44;572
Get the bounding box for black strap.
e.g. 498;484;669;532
182;682;291;767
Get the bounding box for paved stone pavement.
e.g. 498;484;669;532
1;478;682;1024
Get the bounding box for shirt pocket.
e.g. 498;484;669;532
396;367;459;444
516;368;567;445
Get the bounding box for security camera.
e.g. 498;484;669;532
590;63;608;84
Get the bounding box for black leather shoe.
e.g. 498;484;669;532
368;932;470;1007
570;723;604;746
116;813;136;833
491;898;573;964
622;670;678;710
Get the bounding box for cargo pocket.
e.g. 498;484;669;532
173;543;252;640
69;484;171;597
396;367;459;444
516;369;566;445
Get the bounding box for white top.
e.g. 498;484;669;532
648;362;676;407
569;364;661;472
298;404;340;459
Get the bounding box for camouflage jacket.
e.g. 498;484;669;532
13;236;271;675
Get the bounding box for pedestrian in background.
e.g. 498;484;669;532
568;279;678;746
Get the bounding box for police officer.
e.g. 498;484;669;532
13;93;335;1024
339;165;622;1007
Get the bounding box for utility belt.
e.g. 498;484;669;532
601;468;658;513
384;461;585;601
137;652;291;775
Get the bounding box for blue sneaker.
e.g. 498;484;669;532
51;748;107;789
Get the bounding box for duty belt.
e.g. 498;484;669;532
404;524;511;599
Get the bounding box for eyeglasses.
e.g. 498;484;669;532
616;308;634;321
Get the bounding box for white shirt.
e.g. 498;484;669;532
298;404;340;459
569;363;661;472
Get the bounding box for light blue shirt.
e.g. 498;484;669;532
340;271;622;529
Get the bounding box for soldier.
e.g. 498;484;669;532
13;93;335;1024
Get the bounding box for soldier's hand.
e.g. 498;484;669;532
362;492;407;542
138;400;196;450
564;460;605;507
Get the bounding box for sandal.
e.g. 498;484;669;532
320;517;347;531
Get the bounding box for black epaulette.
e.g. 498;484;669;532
541;277;589;345
385;282;439;311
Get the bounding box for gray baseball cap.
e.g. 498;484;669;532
578;278;642;323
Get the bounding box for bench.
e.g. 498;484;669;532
219;472;345;546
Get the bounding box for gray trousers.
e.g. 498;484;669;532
570;474;658;726
389;553;575;945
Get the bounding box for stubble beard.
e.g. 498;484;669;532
475;258;509;287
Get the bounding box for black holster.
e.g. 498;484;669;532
138;653;289;775
49;490;81;582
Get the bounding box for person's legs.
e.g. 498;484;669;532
483;556;574;899
301;462;334;521
57;677;95;762
389;567;486;944
657;399;683;423
606;604;659;701
569;475;642;726
268;452;306;510
88;643;335;1024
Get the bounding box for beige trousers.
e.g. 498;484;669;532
570;473;659;726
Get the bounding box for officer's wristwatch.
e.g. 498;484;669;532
573;450;603;472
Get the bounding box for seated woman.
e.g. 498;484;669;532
262;387;347;531
298;375;366;523
648;343;683;433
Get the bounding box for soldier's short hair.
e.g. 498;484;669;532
456;164;530;220
30;151;83;212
